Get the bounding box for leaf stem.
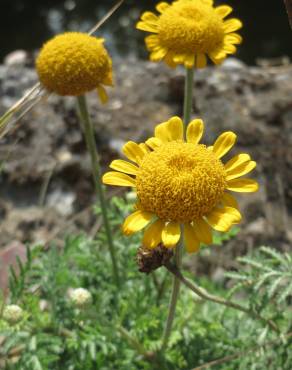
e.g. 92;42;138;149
77;95;120;288
192;331;292;370
164;262;280;334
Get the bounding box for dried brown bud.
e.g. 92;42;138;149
136;244;174;274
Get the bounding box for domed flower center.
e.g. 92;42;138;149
36;32;112;96
136;142;227;223
158;1;225;54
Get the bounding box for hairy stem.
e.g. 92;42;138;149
77;95;120;288
165;262;280;333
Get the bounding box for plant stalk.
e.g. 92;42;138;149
161;232;183;353
183;66;194;128
77;95;120;288
160;65;194;354
165;262;280;334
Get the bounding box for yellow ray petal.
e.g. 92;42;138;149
209;49;226;60
145;35;160;49
143;219;165;249
122;210;154;236
223;44;237;54
193;219;213;245
155;121;171;142
173;54;186;64
109;159;139;175
145;137;162;150
162;222;181;248
223;19;243;33
212;131;237;159
168;116;183;141
184;224;200;253
164;52;178;68
156;2;170;13
215;5;232;18
122;141;145;164
224;153;251;172
102;172;136;187
224;33;242;45
207;206;242;232
209;55;225;65
196;53;207;69
222;192;239;209
200;0;214;5
136;21;158;33
97;85;108;104
141;12;158;22
150;47;168;61
185;53;195;68
227;178;259;192
139;143;151;154
187;118;204;144
226;161;256;181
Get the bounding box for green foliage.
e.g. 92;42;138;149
0;196;291;369
225;246;292;332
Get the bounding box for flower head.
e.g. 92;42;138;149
69;288;92;308
3;304;24;325
36;32;113;102
103;117;258;253
137;0;242;68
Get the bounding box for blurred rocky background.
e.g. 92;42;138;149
0;0;292;281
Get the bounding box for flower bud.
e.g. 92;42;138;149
136;244;174;274
69;288;92;308
3;304;24;325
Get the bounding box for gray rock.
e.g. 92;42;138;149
4;50;28;67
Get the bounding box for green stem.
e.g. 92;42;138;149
183;66;194;129
77;95;120;288
161;236;183;353
160;66;194;354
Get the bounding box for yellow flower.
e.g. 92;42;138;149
103;117;258;253
36;32;113;103
136;0;242;68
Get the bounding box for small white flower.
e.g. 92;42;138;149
3;305;24;325
69;288;92;308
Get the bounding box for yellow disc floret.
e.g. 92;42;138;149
136;142;226;223
36;32;113;97
158;1;224;54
